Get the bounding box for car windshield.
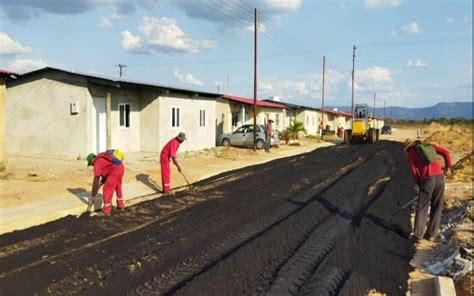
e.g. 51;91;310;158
234;126;247;133
247;126;261;133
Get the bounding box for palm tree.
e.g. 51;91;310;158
286;119;307;142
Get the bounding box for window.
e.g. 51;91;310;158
312;117;315;126
275;114;280;127
232;112;238;127
171;107;180;128
199;109;206;127
306;116;309;126
119;103;130;128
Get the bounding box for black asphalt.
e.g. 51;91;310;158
0;141;416;295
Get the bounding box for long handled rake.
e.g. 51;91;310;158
179;171;193;191
388;191;419;222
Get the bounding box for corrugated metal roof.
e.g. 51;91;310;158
263;99;320;111
223;95;287;109
15;67;221;97
0;69;18;76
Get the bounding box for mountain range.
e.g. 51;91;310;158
329;102;473;120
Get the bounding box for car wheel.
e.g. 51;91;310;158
222;138;231;147
256;139;265;149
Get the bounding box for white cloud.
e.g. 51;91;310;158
121;17;216;54
256;66;416;107
0;33;32;55
391;22;422;36
173;69;203;86
363;0;401;10
407;59;428;68
447;17;454;24
120;30;145;53
356;66;392;83
7;58;48;73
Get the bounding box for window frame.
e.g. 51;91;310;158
199;109;206;128
171;106;181;128
118;103;131;128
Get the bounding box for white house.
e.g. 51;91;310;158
216;95;286;138
6;67;220;157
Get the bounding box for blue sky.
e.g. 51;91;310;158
0;0;471;108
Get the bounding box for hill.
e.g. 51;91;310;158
329;102;473;120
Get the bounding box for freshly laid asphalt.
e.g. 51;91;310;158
0;141;416;295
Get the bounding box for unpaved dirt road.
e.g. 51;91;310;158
0;142;416;295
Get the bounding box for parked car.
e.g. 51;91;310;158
218;124;280;149
381;125;392;135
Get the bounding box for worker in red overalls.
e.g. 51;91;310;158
160;132;186;194
87;151;125;216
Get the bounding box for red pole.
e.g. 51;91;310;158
321;56;326;139
351;45;356;118
253;8;258;151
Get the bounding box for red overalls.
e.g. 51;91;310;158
94;155;125;215
160;138;180;193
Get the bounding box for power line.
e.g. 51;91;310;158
196;0;321;67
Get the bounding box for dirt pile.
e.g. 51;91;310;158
426;130;472;155
450;153;473;183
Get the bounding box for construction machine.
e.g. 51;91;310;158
344;104;380;144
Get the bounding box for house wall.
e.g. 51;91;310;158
0;77;6;171
258;107;285;132
216;98;233;136
159;94;215;152
6;74;90;157
139;88;161;152
284;108;298;128
298;110;319;135
87;84;141;153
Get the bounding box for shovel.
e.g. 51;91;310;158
86;195;95;212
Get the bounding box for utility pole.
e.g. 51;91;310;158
373;92;376;118
383;100;386;121
116;64;127;78
226;74;230;94
216;85;220;93
253;8;258;151
321;56;326;140
351;45;357;118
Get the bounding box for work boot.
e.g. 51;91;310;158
97;211;111;217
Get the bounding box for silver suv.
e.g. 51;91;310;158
218;124;280;149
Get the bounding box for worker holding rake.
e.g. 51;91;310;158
160;132;186;194
87;150;125;216
403;139;452;242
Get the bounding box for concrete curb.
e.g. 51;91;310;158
434;276;456;296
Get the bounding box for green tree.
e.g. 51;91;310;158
286;119;307;141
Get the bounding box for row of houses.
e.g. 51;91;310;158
4;67;383;157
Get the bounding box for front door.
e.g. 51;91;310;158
92;97;106;153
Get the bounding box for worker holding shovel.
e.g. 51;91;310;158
403;139;452;242
160;132;186;194
87;150;125;216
